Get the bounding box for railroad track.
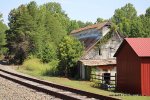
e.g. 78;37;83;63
0;68;120;100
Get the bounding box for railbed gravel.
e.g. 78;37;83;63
0;76;61;100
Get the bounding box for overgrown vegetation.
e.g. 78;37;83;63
20;57;59;76
5;1;84;77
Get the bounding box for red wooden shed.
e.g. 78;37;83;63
114;38;150;96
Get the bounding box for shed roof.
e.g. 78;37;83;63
70;22;110;34
114;38;150;57
80;59;116;66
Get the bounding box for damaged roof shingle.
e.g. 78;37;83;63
71;22;110;34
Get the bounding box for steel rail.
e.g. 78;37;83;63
0;68;120;100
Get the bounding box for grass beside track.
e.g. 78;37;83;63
17;68;150;100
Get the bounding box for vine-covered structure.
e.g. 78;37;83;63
71;22;123;80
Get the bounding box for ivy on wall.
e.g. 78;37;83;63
96;31;113;47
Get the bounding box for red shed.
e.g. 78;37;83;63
114;38;150;96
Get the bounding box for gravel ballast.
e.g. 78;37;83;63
0;76;61;100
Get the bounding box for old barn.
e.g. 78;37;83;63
114;38;150;96
71;22;123;81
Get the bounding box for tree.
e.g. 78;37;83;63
145;7;150;17
44;2;70;33
85;21;93;26
112;3;137;24
140;12;150;37
96;18;105;23
7;5;37;64
44;12;67;45
7;2;67;64
77;20;85;28
129;18;143;37
111;3;139;37
0;13;8;56
58;36;84;77
68;20;79;33
40;43;57;63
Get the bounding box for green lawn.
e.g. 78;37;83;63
17;69;150;100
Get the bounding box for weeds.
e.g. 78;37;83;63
21;57;59;76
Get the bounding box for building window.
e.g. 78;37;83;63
99;47;102;55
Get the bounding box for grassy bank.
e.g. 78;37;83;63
17;58;150;100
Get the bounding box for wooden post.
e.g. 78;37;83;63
115;73;116;88
102;73;103;84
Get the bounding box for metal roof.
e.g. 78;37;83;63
114;38;150;57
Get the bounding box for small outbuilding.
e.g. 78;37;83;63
114;38;150;96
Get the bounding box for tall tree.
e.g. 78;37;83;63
145;7;150;17
140;7;150;37
112;3;137;24
7;4;36;64
7;1;67;64
112;3;139;37
0;13;8;56
44;11;67;45
44;2;70;33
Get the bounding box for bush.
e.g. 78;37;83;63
42;59;59;76
21;57;59;76
21;58;43;71
58;36;84;77
40;43;57;63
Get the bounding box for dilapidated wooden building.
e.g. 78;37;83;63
71;22;123;80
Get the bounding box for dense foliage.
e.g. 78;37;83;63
6;2;68;64
112;3;150;37
6;1;84;77
0;13;8;56
58;36;84;77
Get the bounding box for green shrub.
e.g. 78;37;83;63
22;58;42;71
58;36;84;77
42;60;59;76
21;57;59;76
40;43;57;63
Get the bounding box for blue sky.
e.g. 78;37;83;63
0;0;150;25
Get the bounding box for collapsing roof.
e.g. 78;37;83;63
71;22;111;34
71;22;112;52
79;36;99;51
114;38;150;57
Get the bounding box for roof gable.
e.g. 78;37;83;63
114;38;150;57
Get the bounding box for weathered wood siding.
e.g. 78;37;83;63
82;32;122;60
